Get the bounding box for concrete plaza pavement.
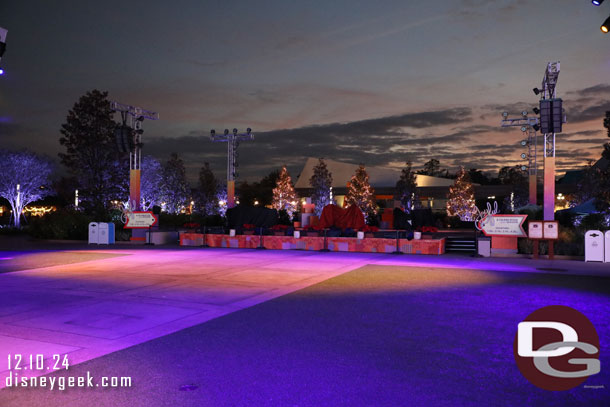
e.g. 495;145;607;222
0;242;609;402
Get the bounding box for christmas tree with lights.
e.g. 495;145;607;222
345;164;376;219
446;167;477;221
272;165;298;217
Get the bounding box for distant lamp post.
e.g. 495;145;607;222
74;189;79;207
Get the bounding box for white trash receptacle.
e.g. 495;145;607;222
98;223;109;244
478;236;491;257
585;230;604;262
88;222;99;244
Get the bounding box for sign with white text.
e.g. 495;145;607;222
124;211;158;229
529;221;543;239
543;221;559;240
479;214;527;237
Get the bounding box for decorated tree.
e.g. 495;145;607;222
309;158;333;216
139;155;163;211
160;153;189;214
196;162;219;215
395;161;419;213
216;186;228;217
272;166;298;217
59;89;126;216
0;150;53;228
446;167;477;221
345;164;376;220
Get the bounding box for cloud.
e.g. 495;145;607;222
145;107;475;181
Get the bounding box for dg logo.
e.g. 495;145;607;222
514;305;601;391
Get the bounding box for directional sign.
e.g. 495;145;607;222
479;214;527;237
124;211;158;229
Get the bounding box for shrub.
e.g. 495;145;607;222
27;209;93;240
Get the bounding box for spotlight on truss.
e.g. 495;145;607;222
593;0;605;6
521;153;527;159
533;124;540;132
533;88;541;95
602;16;610;33
533;107;540;115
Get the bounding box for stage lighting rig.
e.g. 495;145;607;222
593;0;605;6
602;16;610;33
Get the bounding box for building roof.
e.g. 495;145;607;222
294;157;455;190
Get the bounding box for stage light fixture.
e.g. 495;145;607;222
533;107;540;114
602;16;610;33
521;153;527;159
521;140;527;146
533;88;541;95
0;69;3;75
521;165;527;171
533;124;540;132
593;0;604;6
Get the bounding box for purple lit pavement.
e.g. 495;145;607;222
0;248;384;388
0;246;609;391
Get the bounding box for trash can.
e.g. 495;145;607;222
96;223;115;245
107;223;115;244
585;230;604;262
98;223;109;244
88;222;99;244
477;236;491;257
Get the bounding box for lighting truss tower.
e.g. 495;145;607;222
501;112;539;205
535;62;566;221
110;101;159;211
210;128;254;208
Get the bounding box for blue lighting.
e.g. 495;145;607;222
0;69;4;75
593;0;603;6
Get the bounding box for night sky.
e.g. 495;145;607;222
1;0;609;183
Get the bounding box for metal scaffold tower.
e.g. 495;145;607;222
210;128;254;208
536;62;565;221
110;101;159;211
501;62;566;219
